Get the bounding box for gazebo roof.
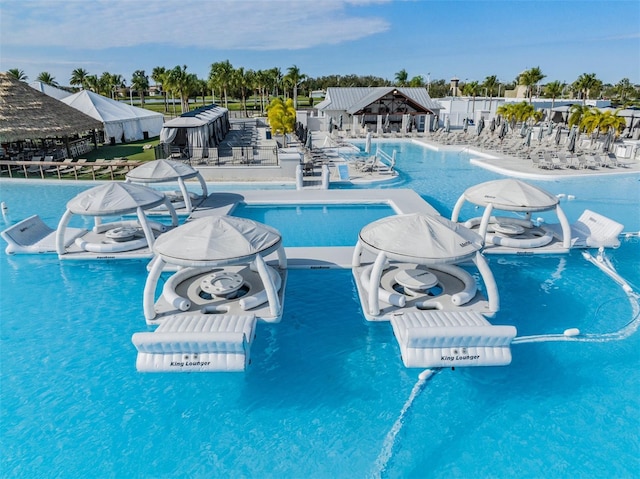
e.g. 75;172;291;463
0;72;102;142
316;87;441;114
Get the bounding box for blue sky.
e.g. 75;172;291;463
1;0;638;87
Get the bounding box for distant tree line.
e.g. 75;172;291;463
6;63;639;112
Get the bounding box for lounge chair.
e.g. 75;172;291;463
26;156;44;173
532;153;552;169
542;152;563;169
582;155;599;170
607;152;632;168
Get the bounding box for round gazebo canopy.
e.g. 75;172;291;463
66;182;166;216
358;213;483;265
153;215;283;267
126;159;200;183
460;179;559;212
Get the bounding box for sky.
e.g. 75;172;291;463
1;0;639;88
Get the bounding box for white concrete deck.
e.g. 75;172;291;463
188;188;438;269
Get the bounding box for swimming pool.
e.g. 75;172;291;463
230;203;395;246
1;144;639;478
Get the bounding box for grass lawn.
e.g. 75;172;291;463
83;137;160;162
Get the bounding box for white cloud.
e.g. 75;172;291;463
1;0;391;50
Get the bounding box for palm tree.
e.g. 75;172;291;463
101;73;124;99
394;69;409;87
234;67;252;117
131;70;149;106
151;66;168;112
408;75;424;87
543;81;564;109
269;67;283;97
573;73;600;104
166;65;198;113
85;74;99;93
284;65;306;109
254;69;270;114
195;78;208;105
580;108;626;137
518;67;545;103
70;68;89;90
482;75;499;110
209;60;234;109
496;101;539;129
36;72;58;87
267;98;296;146
7;68;28;81
611;78;635;105
599;109;626;136
462;81;480;113
568;104;589;129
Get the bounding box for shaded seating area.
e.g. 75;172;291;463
159;104;230;162
0;73;102;166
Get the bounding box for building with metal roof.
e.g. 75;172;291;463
315;87;442;134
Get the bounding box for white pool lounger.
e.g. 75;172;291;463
1;215;86;254
132;314;257;372
390;310;517;368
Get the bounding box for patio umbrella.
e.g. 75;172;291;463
463;118;468;133
305;131;312;150
365;131;372;154
602;128;615;152
477;117;484;136
338;114;343;130
520;122;528;137
547;121;553;136
567;126;577;153
633;119;640;140
537;125;544;143
496;115;501;126
498;121;507;140
489;117;496;134
524;128;532;147
384;113;390;131
432;115;439;132
555;125;563;145
445;116;450;133
328;117;333;133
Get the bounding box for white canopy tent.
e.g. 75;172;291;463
143;215;287;323
125;159;208;213
29;81;72;100
160;104;230;158
352;213;498;316
61;90;164;143
451;179;572;250
55;182;178;256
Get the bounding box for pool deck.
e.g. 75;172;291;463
409;137;640;179
181;137;639;269
187;187;438;269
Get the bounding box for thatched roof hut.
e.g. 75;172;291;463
0;72;103;143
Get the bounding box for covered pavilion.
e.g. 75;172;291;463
0;72;102;160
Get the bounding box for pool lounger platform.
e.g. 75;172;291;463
1;214;86;254
132;313;257;372
390;310;517;368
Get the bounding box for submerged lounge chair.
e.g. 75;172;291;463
132;313;257;372
390;310;517;368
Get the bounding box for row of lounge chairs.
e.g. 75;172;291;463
1;158;135;179
533;151;632;170
425;128;636;171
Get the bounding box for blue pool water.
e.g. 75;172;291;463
231;203;395;246
1;144;639;478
